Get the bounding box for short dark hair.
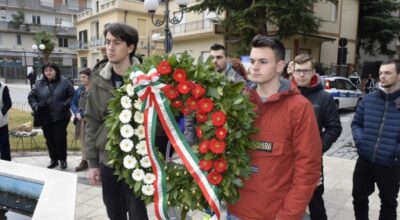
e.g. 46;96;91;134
42;62;61;79
103;23;139;60
79;67;91;77
251;35;285;61
381;59;400;74
210;43;227;56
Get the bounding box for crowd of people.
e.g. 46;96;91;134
0;22;399;220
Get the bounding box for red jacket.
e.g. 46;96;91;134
228;81;322;220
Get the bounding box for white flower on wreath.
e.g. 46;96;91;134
134;99;142;110
119;109;132;124
123;155;137;169
140;156;152;168
136;140;147;156
135;125;145;139
120;124;134;138
120;96;132;109
141;184;155;196
126;84;135;97
119;138;134;152
143;173;156;184
131;168;145;181
129;71;136;80
134;111;144;124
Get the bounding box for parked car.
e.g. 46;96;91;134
321;76;362;110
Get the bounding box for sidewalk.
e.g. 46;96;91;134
11;154;399;220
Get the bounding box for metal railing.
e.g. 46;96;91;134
152;18;217;36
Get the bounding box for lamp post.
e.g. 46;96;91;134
32;43;45;72
144;0;190;54
141;33;160;57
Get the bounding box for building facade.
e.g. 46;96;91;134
0;0;82;82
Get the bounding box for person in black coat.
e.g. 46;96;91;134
0;81;12;161
27;70;37;89
292;54;343;220
28;63;75;169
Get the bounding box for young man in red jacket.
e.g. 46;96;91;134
227;35;322;220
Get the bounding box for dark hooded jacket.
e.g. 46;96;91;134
28;69;74;124
294;74;342;153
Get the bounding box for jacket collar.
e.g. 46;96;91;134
247;78;300;104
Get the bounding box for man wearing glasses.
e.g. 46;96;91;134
292;54;342;220
209;43;244;83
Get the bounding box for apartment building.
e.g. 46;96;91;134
0;0;82;81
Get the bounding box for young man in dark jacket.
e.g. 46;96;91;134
85;23;148;220
351;59;400;220
292;54;342;220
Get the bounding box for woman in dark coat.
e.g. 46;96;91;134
28;63;75;169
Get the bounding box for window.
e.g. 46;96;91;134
55;17;62;25
59;38;68;47
32;15;41;25
200;51;209;63
344;80;355;90
16;35;21;45
330;2;338;22
79;30;88;48
80;57;88;68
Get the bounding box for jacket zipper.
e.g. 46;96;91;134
372;95;389;163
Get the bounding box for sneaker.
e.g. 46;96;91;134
75;160;88;172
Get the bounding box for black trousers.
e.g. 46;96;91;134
352;158;400;220
100;164;148;220
42;119;69;161
308;165;327;220
0;125;11;161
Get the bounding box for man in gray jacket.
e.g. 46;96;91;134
85;23;148;220
210;43;244;83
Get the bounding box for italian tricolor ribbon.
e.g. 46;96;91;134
133;67;221;219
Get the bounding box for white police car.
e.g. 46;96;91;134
322;76;362;110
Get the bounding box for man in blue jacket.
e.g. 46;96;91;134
351;59;400;220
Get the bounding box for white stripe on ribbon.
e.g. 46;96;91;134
153;93;221;218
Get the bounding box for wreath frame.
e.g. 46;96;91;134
106;52;257;215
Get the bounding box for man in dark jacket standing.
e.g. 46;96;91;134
0;81;12;161
292;54;342;220
351;59;400;220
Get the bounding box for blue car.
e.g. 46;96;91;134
322;76;362;110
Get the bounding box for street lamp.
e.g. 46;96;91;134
144;0;190;53
32;43;45;66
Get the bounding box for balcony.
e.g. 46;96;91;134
77;9;92;21
151;18;218;40
70;41;89;51
0;21;75;35
89;36;105;47
2;0;86;14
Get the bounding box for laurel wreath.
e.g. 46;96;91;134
105;52;257;214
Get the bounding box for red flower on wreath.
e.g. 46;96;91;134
214;158;228;173
177;81;192;94
198;98;214;113
199;159;213;171
181;106;192;115
186;97;198;110
210;138;226;154
198;140;210;154
162;84;179;100
196;126;203;138
211;111;227;127
196;112;208;123
173;69;187;82
215;127;227;140
171;99;183;108
157;60;172;75
208;171;223;185
192;84;206;99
